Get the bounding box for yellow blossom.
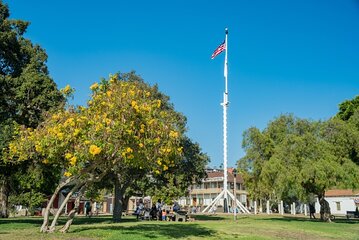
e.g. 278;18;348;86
89;145;101;156
65;153;72;159
62;84;72;94
109;75;117;83
73;129;80;136
95;123;104;131
105;118;112;125
52;114;60;120
35;144;42;153
169;130;179;138
57;132;64;140
90;82;99;90
64;171;72;177
64;118;75;127
42;159;49;164
139;143;144;148
106;91;112;97
163;165;168;171
156;100;161;108
126;147;133;153
69;156;77;166
84;140;91;145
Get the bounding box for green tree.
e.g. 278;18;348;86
239;114;359;222
0;1;64;218
335;95;359;165
337;95;359;121
141;137;209;204
7;73;201;232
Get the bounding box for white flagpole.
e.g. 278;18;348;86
203;28;250;215
222;27;229;213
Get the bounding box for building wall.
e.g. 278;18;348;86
315;196;357;215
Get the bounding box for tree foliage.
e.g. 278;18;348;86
0;0;64;218
337;95;359;121
335;95;359;165
144;137;209;204
7;72;208;232
238;114;359;221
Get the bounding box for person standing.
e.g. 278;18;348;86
309;203;316;219
161;209;167;221
85;201;92;217
156;199;162;220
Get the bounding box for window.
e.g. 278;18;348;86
336;202;341;211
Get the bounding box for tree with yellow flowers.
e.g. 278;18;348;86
7;72;197;233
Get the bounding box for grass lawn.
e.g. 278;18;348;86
0;214;358;240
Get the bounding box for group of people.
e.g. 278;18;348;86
134;199;181;221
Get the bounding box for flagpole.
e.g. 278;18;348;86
203;28;250;214
222;27;229;213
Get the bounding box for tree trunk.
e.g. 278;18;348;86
48;181;83;233
113;175;123;223
0;178;9;218
122;194;130;215
40;177;75;233
318;193;331;222
59;185;86;233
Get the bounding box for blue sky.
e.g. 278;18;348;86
7;0;359;168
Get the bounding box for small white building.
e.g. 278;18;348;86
315;189;359;215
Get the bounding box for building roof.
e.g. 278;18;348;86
325;189;359;197
205;169;244;183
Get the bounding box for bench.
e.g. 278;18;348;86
346;211;359;219
175;210;189;222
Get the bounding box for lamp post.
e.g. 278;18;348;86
233;169;237;221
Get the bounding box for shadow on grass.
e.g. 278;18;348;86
73;215;137;225
0;215;134;226
72;223;216;239
192;215;227;221
0;217;43;225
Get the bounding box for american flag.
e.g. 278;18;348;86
211;41;226;59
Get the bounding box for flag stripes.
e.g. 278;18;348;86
211;41;226;59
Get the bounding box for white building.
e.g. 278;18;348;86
177;168;248;210
315;189;359;215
